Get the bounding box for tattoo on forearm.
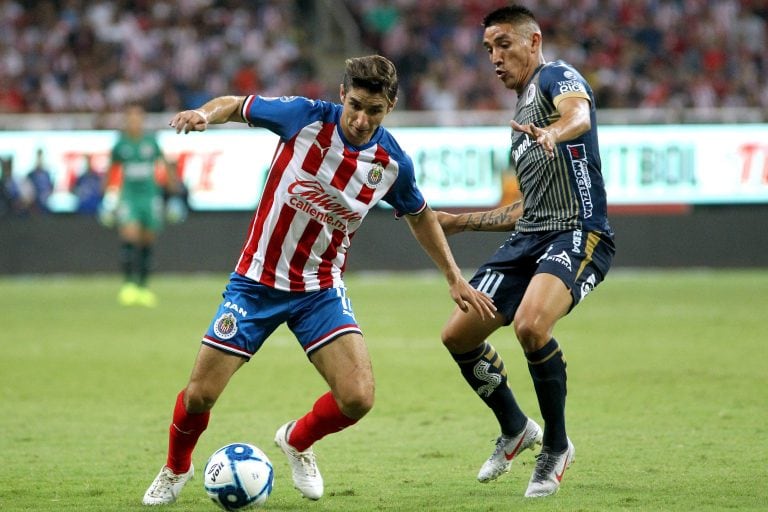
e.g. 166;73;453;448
460;203;521;231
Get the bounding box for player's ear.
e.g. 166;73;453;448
339;84;346;102
531;32;542;54
387;96;398;113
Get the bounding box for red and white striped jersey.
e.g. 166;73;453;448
234;95;426;292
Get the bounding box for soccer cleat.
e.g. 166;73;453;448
142;464;194;505
118;282;140;306
274;421;323;500
524;438;575;498
136;287;158;308
477;418;543;483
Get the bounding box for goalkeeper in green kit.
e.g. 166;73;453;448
103;104;180;307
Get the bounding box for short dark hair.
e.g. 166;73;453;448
482;5;537;28
342;55;398;103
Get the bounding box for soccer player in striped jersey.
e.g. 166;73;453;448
438;5;616;498
142;55;498;505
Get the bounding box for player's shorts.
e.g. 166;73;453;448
470;230;615;325
202;273;362;360
116;194;164;231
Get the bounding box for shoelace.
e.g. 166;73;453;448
489;435;512;460
531;451;557;482
282;425;318;478
148;471;181;497
295;451;318;477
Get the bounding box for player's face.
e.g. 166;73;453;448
339;85;394;147
483;23;539;94
125;106;145;138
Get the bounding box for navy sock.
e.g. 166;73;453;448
452;342;527;436
526;338;568;452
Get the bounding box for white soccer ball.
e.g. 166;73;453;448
203;443;274;510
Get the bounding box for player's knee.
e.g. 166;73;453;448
183;385;218;413
337;384;375;420
441;325;481;353
441;325;460;351
513;314;551;352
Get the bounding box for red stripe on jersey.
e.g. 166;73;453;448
288;219;324;292
236;138;296;276
235;214;261;276
301;122;335;176
355;145;390;204
340;230;356;275
374;144;391;168
317;228;346;288
260;204;298;287
330;146;359;191
355;185;375;204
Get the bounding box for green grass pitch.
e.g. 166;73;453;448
1;270;766;511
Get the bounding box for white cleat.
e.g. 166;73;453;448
525;438;575;498
274;421;323;500
478;418;543;483
142;465;194;505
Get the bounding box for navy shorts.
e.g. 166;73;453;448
470;230;615;325
202;273;362;360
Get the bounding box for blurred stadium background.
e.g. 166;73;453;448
2;0;768;273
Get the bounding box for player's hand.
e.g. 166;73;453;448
97;191;118;228
165;196;188;224
511;120;555;159
169;110;209;134
449;278;497;321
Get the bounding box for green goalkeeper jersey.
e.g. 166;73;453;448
110;133;164;199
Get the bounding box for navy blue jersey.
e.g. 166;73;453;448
510;60;612;235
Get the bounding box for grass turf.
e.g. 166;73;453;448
0;270;766;511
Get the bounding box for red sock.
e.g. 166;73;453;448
288;392;358;452
166;389;210;473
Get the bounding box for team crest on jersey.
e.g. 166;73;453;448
367;163;384;188
525;83;536;105
213;312;238;339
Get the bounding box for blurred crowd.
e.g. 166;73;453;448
349;0;768;111
0;0;767;115
0;0;320;115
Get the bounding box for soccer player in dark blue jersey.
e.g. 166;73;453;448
438;5;616;498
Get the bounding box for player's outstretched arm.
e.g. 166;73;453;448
435;200;522;236
404;208;496;320
169;95;247;134
511;97;591;159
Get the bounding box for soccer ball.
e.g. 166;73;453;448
203;443;274;510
